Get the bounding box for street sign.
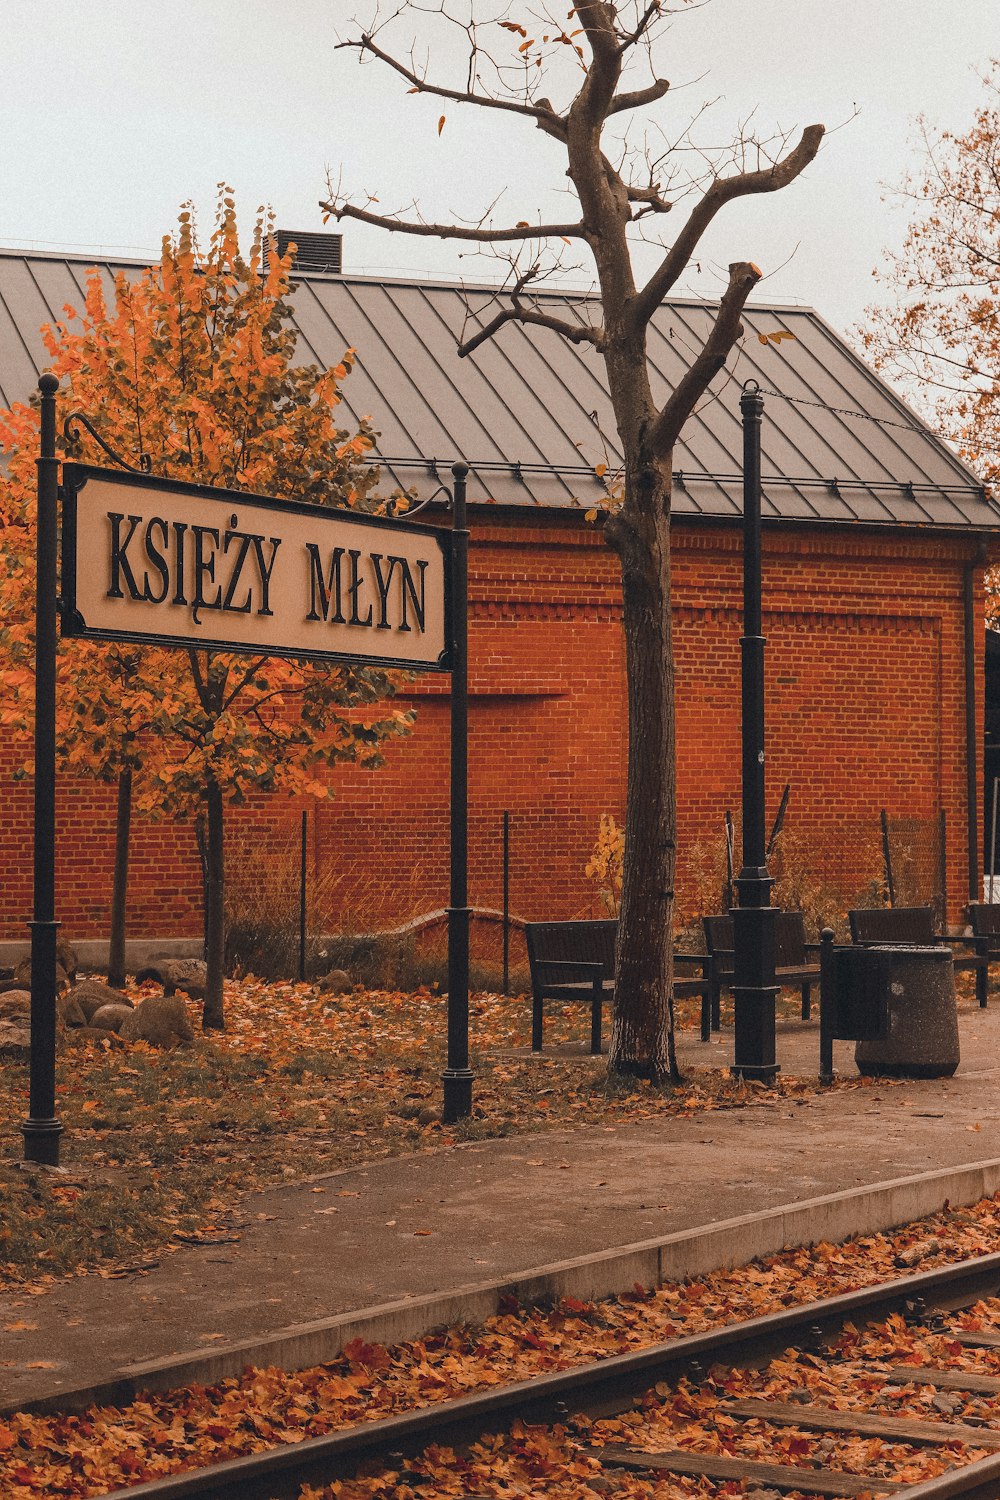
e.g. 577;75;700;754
60;464;450;671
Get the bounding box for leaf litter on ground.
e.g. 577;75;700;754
6;1192;1000;1497
0;974;883;1288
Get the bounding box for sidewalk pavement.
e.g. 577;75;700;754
4;999;1000;1413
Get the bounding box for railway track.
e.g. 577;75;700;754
95;1249;1000;1500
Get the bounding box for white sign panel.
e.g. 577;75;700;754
61;466;450;671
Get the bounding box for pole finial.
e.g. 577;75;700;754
38;372;59;396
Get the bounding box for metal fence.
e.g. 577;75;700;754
671;808;947;943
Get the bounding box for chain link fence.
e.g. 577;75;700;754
672;807;947;945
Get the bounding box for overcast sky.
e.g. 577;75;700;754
1;1;996;343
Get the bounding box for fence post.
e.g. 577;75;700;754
298;810;307;983
502;810;510;996
880;808;895;907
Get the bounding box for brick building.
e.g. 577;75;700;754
0;245;996;948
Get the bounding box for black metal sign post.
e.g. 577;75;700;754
443;462;473;1123
731;383;779;1083
22;374;63;1164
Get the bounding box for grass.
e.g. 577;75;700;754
0;975;889;1288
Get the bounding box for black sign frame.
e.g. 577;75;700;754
22;388;474;1169
59;462;453;673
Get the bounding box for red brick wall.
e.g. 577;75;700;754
0;512;986;940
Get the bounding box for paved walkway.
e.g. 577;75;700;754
4;999;1000;1411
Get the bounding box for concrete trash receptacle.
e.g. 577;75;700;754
855;944;959;1079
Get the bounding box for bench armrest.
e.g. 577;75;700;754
941;933;983;953
673;953;709;973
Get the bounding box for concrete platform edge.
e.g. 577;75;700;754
9;1154;1000;1418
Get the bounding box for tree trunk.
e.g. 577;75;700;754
202;776;226;1030
194;810;209;956
607;469;680;1084
107;766;132;990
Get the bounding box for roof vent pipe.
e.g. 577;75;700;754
270;231;343;275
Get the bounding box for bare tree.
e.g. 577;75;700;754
326;1;823;1081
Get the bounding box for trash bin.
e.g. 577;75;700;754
854;945;959;1079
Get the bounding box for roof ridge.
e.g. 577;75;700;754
0;246;816;313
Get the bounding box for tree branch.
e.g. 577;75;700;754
626;182;672;214
646;260;761;459
459;300;605;358
322;198;585;244
222;655;270;713
617;0;665;52
629;123;825;330
337;32;566;135
609;78;670;116
574;2;623;125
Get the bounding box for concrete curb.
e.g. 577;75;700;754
10;1154;1000;1418
0;938;202;969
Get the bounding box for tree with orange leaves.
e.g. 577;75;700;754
0;193;413;1028
864;64;1000;620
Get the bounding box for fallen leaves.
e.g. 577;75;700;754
6;1192;1000;1496
0;973;880;1290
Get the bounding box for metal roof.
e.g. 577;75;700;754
0;248;996;531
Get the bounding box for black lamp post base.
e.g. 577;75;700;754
441;1068;473;1123
21;1118;63;1165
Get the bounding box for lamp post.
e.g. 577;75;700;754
22;373;63;1163
442;461;473;1122
731;382;779;1083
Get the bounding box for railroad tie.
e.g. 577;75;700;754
589;1445;906;1497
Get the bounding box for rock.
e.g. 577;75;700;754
68;979;132;1023
62;1025;124;1049
4;961;69;994
135;959;207;1001
88;1003;134;1033
57;989;88;1027
0;990;31;1021
56;938;79;984
317;968;352;995
0;1019;31;1056
120;994;195;1048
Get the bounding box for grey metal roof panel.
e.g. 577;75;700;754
0;249;996;529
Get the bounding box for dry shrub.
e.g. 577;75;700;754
224;823;522;990
584;813;624;916
224;823;427;982
590;810;889;951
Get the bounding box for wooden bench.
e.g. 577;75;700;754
968;904;1000;1004
701;911;821;1037
849;905;988;1007
524;918;709;1054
